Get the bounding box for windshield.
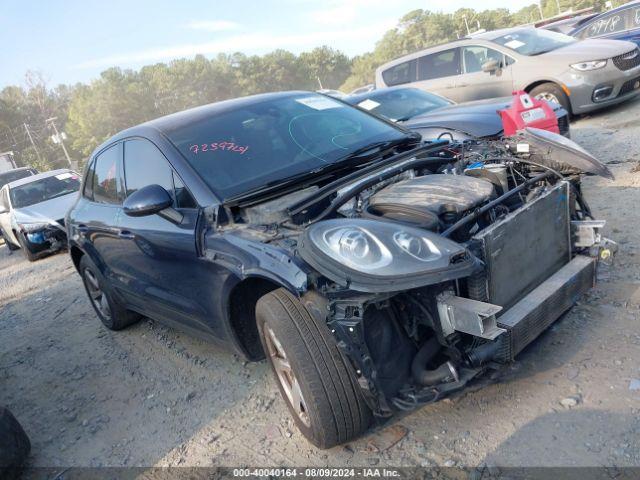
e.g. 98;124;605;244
350;88;452;122
163;93;410;199
490;28;576;56
10;172;80;208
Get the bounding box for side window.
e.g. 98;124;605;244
633;6;640;29
504;55;515;66
382;59;417;86
123;139;174;199
93;145;121;204
462;46;506;73
579;10;628;38
83;158;95;200
173;172;197;209
417;48;461;81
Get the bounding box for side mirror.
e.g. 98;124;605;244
481;59;500;73
123;184;172;217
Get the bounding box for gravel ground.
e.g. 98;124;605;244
1;97;640;469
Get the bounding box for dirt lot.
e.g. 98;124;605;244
2;98;640;470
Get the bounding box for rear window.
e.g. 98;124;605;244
578;7;639;38
9;173;80;208
0;169;36;189
382;60;417;86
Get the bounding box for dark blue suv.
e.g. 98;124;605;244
571;1;640;47
66;91;610;448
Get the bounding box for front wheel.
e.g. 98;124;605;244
1;229;19;251
256;288;372;449
530;82;571;115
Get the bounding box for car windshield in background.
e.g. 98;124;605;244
10;173;80;208
352;89;452;122
163;93;409;199
490;28;576;56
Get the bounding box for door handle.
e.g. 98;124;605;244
118;230;135;240
457;83;469;87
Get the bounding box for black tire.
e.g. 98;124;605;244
529;82;571;115
79;255;141;330
0;407;31;480
1;230;19;251
15;232;38;262
256;288;372;449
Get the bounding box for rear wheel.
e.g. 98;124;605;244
256;288;372;449
530;82;571;115
79;255;141;330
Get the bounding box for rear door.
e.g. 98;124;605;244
73;143;125;283
456;45;515;101
414;48;463;101
112;137;207;332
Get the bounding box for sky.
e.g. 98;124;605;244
0;0;533;88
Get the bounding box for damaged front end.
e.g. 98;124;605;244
14;219;68;258
205;128;615;419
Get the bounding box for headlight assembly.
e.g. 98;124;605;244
298;219;477;292
19;222;50;233
571;60;607;71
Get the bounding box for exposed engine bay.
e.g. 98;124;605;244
210;127;616;417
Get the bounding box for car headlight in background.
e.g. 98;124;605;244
571;60;607;71
298;219;477;293
19;222;50;233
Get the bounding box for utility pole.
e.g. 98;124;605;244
538;0;544;20
462;15;471;35
46;117;73;168
23;123;43;164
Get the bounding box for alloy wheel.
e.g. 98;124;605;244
83;269;111;320
263;325;311;427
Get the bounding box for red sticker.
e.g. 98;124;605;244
189;142;249;155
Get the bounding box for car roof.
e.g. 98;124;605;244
6;168;74;189
107;91;312;143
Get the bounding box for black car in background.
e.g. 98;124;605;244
0;167;38;190
66;91;610;448
343;87;570;140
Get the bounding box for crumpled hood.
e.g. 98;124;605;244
12;192;77;228
541;38;637;61
403;97;565;137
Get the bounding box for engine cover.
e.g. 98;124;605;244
369;175;495;221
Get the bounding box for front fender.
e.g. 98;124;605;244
204;231;309;295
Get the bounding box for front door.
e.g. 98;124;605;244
456;46;515;102
111;138;209;333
